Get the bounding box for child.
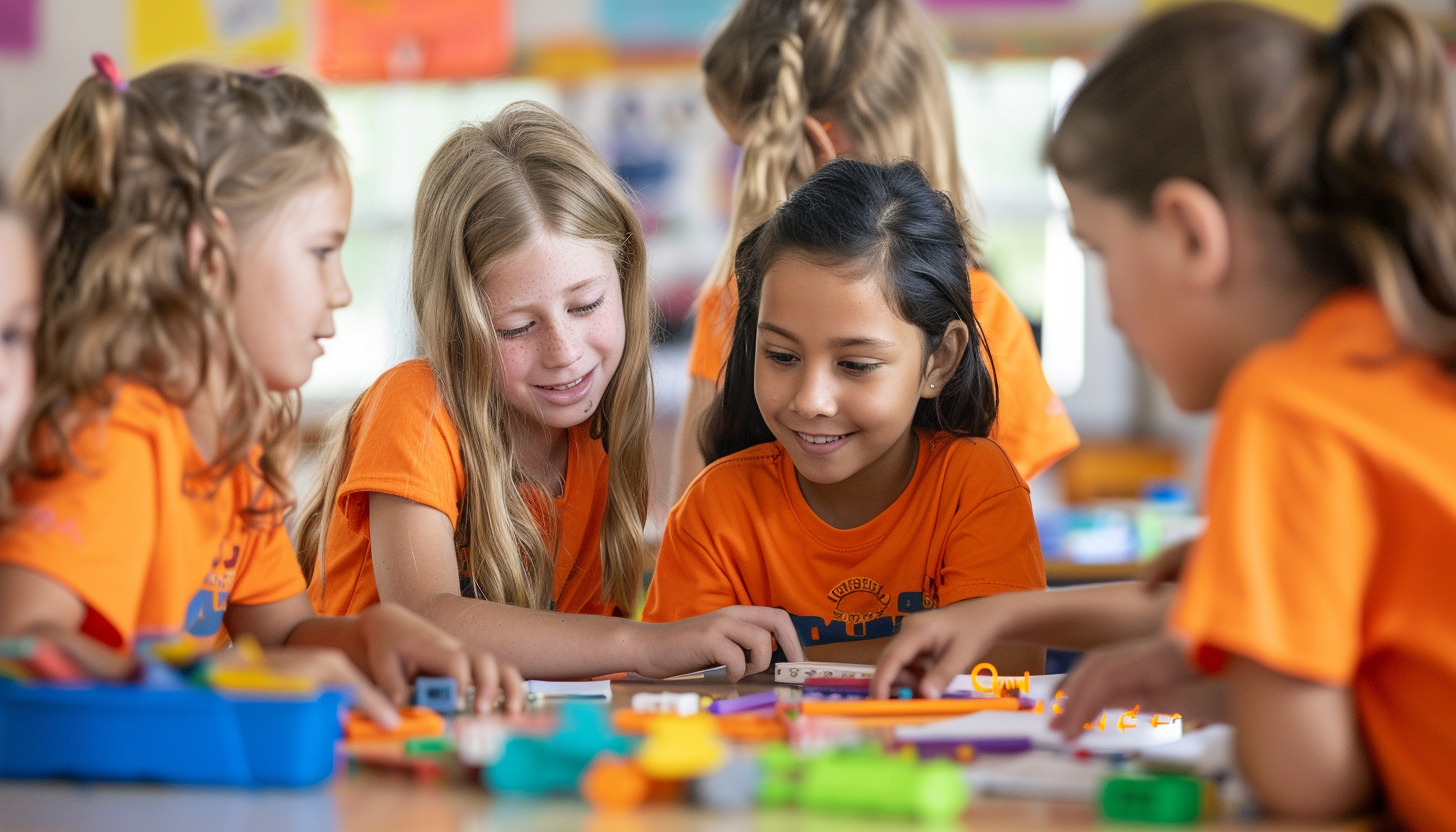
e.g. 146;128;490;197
0;60;524;722
645;159;1046;672
296;102;802;681
670;0;1078;499
874;3;1456;825
0;189;38;477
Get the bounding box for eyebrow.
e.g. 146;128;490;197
758;321;896;350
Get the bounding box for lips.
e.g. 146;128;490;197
531;366;597;407
537;376;585;392
796;431;847;445
789;429;855;455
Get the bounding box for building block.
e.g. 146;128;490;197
1100;774;1206;824
412;677;459;715
345;706;446;741
637;713;726;780
484;702;631;795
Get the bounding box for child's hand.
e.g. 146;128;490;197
1140;540;1193;590
872;597;1004;700
634;606;805;681
353;603;526;717
1049;633;1222;738
218;645;405;727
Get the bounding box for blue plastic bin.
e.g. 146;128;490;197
0;679;344;787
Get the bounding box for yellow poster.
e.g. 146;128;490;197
128;0;306;73
1140;0;1340;29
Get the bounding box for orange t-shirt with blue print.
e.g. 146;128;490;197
687;270;1079;480
643;430;1045;646
1169;291;1456;830
309;360;617;618
0;383;305;651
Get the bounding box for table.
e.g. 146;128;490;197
0;679;1373;832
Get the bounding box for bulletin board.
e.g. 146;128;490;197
127;0;306;72
315;0;512;82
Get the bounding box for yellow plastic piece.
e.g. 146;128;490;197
208;666;316;695
637;714;727;780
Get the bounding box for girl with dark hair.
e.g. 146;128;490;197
646;159;1045;672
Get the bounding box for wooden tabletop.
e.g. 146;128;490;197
0;678;1373;832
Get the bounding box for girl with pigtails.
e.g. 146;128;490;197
670;0;1078;500
0;59;526;723
876;4;1456;825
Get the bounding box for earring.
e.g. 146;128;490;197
929;383;935;390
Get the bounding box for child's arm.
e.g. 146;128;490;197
368;493;804;680
224;595;526;724
1050;636;1376;821
0;564;138;678
1225;656;1377;820
807;637;1044;676
873;582;1174;698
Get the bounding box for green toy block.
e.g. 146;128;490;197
405;735;456;756
798;747;969;822
1100;774;1205;824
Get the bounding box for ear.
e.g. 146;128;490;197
188;208;236;295
803;115;837;171
1150;179;1231;293
921;319;969;398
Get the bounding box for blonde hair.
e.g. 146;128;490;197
702;0;978;293
297;102;652;611
1047;2;1456;364
15;63;345;520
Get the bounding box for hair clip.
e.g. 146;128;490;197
256;65;283;77
91;52;127;93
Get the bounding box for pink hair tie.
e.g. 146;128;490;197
91;52;127;92
256;65;283;77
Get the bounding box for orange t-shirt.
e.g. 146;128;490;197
1169;291;1456;830
643;430;1045;647
686;270;1079;480
0;383;304;652
309;360;617;618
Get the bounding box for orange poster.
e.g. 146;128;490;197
316;0;512;82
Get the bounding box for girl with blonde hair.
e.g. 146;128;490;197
298;102;801;680
671;0;1079;498
0;59;519;722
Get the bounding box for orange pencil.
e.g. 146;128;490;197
799;697;1021;717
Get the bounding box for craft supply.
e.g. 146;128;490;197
707;690;778;714
412;677;458;714
581;754;650;810
1100;774;1207;824
800;697;1021;718
524;679;612;700
485;702;631;795
632;691;700;716
345;706;446;741
0;637;86;682
692;752;760;810
637;714;727;779
774;662;875;684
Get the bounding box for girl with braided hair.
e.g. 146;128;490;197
670;0;1078;500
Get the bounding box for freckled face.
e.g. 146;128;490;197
483;232;625;430
754;254;928;485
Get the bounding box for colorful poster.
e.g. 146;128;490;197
595;0;737;46
128;0;306;72
1141;0;1339;28
315;0;512;82
0;0;38;54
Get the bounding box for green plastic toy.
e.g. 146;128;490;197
1100;774;1206;824
754;743;968;822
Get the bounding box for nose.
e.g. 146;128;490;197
538;316;583;369
329;260;353;310
790;360;837;419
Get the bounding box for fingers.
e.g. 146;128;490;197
471;653;501;716
1141;540;1191;592
499;663;527;715
280;647;400;730
711;632;749;682
364;632;413;709
721;606;804;664
872;628;931;699
33;625;137;680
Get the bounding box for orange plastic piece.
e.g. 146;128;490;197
345;706;446;741
800;697;1020;717
716;713;786;742
581;755;650;811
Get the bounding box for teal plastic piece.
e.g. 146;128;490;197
1100;774;1204;824
483;702;631;795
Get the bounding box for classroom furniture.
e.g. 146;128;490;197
0;678;1373;832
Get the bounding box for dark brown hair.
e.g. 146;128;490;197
1048;1;1456;361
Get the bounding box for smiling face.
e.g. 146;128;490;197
483;231;625;433
232;174;354;392
0;215;39;459
753;253;933;487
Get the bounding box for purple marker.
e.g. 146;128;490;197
707;691;779;714
909;737;1034;757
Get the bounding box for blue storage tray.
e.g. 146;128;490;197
0;679;344;787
